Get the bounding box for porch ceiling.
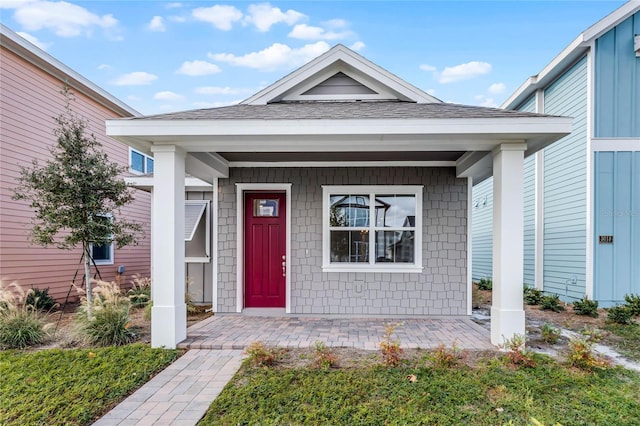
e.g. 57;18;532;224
217;151;465;163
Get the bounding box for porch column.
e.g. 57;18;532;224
150;145;186;348
491;143;527;346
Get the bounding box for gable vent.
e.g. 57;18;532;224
302;72;378;96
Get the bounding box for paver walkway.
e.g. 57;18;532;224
94;315;493;425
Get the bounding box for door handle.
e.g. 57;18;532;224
282;255;286;277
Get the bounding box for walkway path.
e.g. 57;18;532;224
94;315;492;425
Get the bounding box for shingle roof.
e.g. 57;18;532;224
130;101;557;121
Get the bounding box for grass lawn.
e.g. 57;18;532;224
603;323;640;362
200;354;640;426
0;344;179;425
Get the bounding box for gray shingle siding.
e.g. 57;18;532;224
216;167;468;316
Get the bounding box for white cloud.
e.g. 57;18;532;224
154;91;185;101
488;82;506;95
419;64;437;72
97;63;112;70
195;86;252;95
288;23;351;41
111;72;158;86
165;2;182;9
244;3;305;32
176;60;221;76
209;42;329;72
350;41;365;52
148;16;166;32
16;31;50;50
438;61;492;83
6;0;119;38
480;97;498;107
192;5;242;31
168;15;186;23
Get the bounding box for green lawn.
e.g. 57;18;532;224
0;344;179;425
200;355;640;426
603;323;640;362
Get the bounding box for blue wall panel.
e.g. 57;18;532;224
471;177;493;281
543;56;588;301
594;151;640;306
523;156;536;286
595;12;640;137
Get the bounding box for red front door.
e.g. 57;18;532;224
244;192;286;308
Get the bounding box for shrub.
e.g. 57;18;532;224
312;340;338;369
607;305;634;325
75;281;134;346
572;295;599;318
540;323;560;345
477;278;492;291
127;275;151;308
25;287;57;312
523;286;543;306
245;341;281;367
0;282;50;349
540;294;565;312
566;334;609;371
623;294;640;316
502;334;535;368
380;322;404;367
429;341;467;369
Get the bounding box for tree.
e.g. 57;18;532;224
12;88;141;317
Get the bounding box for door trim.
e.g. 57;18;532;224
236;183;292;313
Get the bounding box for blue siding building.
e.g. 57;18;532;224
472;2;640;306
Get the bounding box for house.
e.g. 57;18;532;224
472;2;640;307
106;44;572;348
0;24;152;302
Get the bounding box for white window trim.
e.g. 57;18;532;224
322;185;423;273
129;147;154;175
185;200;211;263
90;214;114;266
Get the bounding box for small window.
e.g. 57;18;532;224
253;199;279;217
323;186;423;272
90;215;114;266
129;148;154;174
185;200;210;263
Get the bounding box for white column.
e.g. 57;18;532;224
150;145;186;348
491;143;527;346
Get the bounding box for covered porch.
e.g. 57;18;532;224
106;45;571;349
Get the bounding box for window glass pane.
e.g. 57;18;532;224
330;230;369;263
92;242;111;261
146;157;154;173
375;195;416;228
253;199;279;217
375;230;415;263
130;151;144;173
329;194;369;227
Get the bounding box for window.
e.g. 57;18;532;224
90;215;114;265
322;185;423;272
185;200;210;262
129;148;154;174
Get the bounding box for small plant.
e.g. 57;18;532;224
523;286;543;306
127;275;151;308
572;295;599;318
566;334;609;371
244;341;280;367
623;293;640;316
477;278;493;291
540;294;565;312
429;341;467;368
380;322;404;367
185;277;199;314
25;287;57;312
0;282;50;349
312;340;338;369
75;280;134;346
607;305;634;325
502;334;535;368
540;323;561;345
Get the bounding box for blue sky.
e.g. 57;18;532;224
0;0;627;115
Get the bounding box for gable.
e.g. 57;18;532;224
242;44;440;105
